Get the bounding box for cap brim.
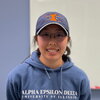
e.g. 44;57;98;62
36;22;69;35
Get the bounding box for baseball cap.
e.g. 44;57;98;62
35;12;70;36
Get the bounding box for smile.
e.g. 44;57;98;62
46;49;59;52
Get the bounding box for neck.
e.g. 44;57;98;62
39;56;64;69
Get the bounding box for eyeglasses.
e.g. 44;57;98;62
39;32;67;41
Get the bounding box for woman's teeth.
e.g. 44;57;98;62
48;50;57;52
47;49;59;52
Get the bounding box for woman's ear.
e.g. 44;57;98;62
33;35;38;45
35;36;39;45
68;36;71;42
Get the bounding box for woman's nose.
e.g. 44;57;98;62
48;39;56;46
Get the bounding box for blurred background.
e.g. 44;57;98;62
0;0;100;100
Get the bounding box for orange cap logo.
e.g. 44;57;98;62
46;14;61;22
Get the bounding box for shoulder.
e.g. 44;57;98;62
72;66;91;95
7;62;30;82
71;65;89;81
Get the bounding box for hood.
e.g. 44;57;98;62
24;51;73;71
24;51;73;91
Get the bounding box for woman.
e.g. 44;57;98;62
6;12;91;100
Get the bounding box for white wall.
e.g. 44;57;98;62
30;0;100;87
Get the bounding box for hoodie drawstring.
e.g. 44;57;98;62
44;67;63;91
44;68;51;79
60;67;63;91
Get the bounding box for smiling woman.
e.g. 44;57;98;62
6;12;91;100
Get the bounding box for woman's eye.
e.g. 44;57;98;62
56;34;63;37
57;33;66;37
41;33;49;36
44;33;49;36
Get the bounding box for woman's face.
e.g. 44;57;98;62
36;24;69;62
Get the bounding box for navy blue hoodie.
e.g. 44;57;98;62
6;51;91;100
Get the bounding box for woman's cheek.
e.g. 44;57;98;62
37;37;45;47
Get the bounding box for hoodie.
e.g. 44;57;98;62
6;51;91;100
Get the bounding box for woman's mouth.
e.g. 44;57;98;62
46;48;59;55
46;48;59;52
